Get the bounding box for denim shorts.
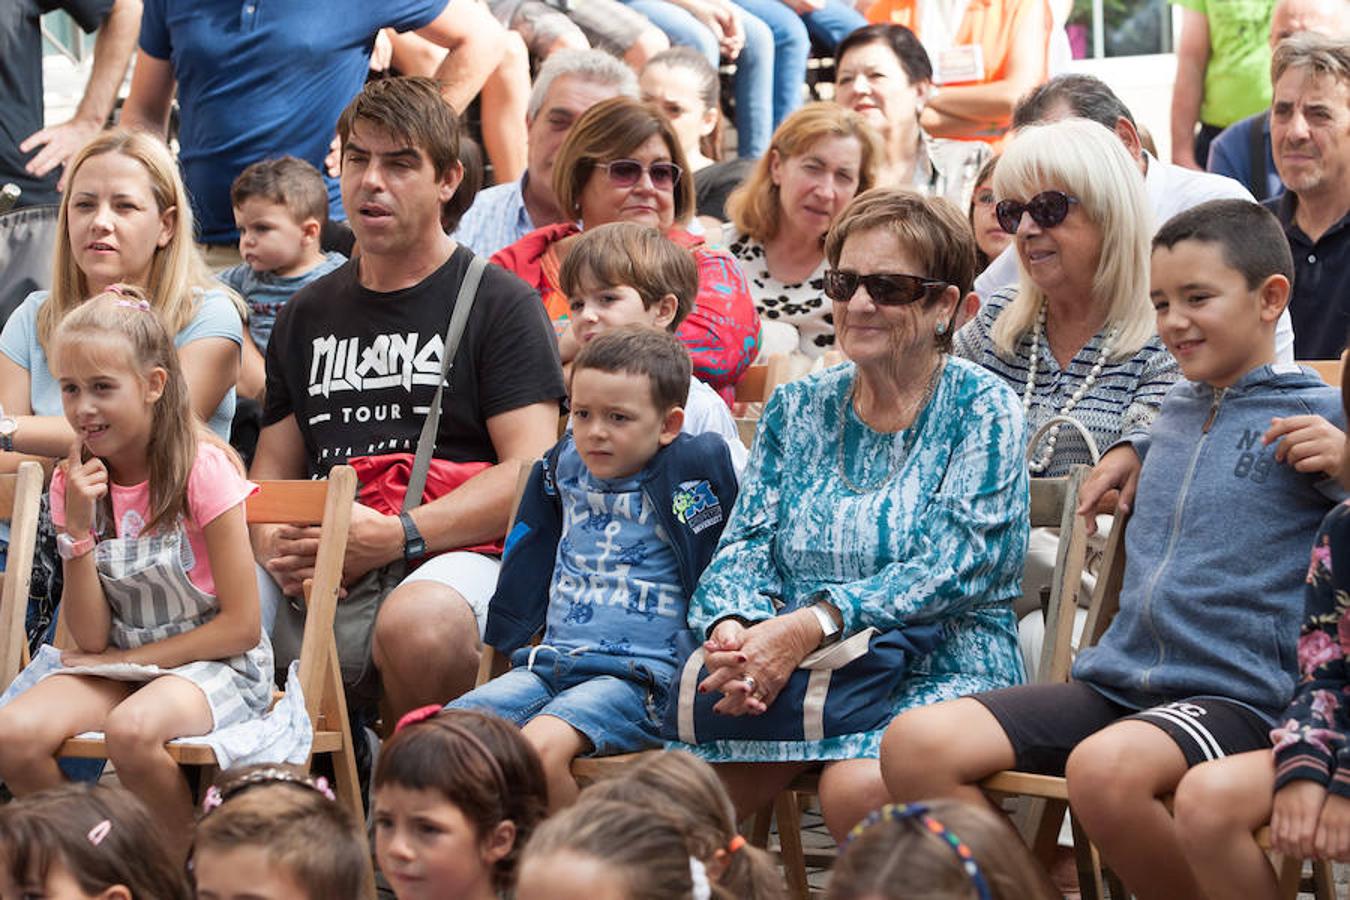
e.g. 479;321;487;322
449;649;667;756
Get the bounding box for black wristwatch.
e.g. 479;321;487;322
398;511;426;562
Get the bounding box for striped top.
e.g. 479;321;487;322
953;289;1181;476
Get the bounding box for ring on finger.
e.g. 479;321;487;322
742;674;758;696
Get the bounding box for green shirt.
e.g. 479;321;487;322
1172;0;1277;127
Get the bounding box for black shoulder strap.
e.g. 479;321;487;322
1249;112;1269;203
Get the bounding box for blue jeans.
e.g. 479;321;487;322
800;0;866;49
728;0;808;155
624;0;778;158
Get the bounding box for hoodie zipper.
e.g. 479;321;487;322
1137;386;1225;690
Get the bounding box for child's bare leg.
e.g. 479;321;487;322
478;32;530;183
103;676;214;859
1173;751;1279;900
880;698;1016;808
819;758;891;841
521;715;588;811
0;674;130;793
1066;720;1197;900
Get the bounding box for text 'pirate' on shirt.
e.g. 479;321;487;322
262;246;567;476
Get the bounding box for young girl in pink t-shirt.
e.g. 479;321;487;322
0;286;270;858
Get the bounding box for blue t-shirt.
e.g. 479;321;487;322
0;289;242;439
139;0;446;244
218;252;347;350
544;441;686;674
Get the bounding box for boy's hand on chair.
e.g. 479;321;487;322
1271;779;1327;859
1315;793;1350;860
1265;416;1346;479
1077;444;1141;533
63;439;107;536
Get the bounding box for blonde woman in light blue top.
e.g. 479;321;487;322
673;189;1028;842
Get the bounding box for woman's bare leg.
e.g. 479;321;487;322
715;761;814;824
1173;751;1279;900
0;674;129;793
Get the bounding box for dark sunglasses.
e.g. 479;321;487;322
995;190;1080;234
598;159;683;189
823;270;948;305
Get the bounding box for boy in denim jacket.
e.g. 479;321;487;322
452;327;738;809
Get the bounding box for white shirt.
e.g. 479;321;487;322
973;153;1295;362
684;377;748;476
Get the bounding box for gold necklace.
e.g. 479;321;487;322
837;356;946;494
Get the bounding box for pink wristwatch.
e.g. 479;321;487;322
57;532;96;560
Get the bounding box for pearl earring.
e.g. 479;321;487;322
935;321;947;335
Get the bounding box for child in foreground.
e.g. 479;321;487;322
452;327;739;809
1174;354;1350;897
559;222;747;473
192;765;372;900
881;199;1347;899
827;799;1058;900
0;783;190;900
373;706;548;900
583;750;784;900
0;289;272;857
516;798;713;900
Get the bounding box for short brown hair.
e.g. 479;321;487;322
374;709;548;892
552;96;694;224
337;76;460;178
558;222;699;330
824;188;975;350
230;156;329;225
194;766;372;900
826;800;1058;900
571;325;691;412
0;784;190;900
728;103;883;242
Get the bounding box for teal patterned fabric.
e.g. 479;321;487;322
671;358;1030;761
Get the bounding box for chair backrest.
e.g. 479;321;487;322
734;354;792;404
247;466;357;728
1081;508;1129;652
0;462;45;687
1028;466;1091;684
1300;357;1345;386
475;461;533;687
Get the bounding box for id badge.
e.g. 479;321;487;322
934;44;984;84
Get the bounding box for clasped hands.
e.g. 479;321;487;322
697;610;818;716
262;502;403;598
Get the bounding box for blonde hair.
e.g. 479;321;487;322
41;130;238;356
727;103;883;243
989;118;1153;361
51;287;200;534
583;752;785;900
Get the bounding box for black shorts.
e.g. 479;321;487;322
973;682;1271;775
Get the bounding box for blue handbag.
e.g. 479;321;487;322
660;622;943;744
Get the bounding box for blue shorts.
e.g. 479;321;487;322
449;650;668;756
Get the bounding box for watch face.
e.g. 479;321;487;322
0;417;15;437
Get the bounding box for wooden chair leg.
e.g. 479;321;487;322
749;806;772;849
1275;854;1302;900
320;635;363;825
1069;814;1106;900
1103;870;1128;900
1029;798;1065;868
1312;858;1335;900
774;791;809;900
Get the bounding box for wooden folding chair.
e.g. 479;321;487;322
734;355;794;449
1298;352;1347;386
52;466;364;822
754;467;1096;899
0;462;45;687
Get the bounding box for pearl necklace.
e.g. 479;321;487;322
1022;302;1116;475
837;356;946;493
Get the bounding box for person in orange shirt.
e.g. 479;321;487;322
863;0;1051;140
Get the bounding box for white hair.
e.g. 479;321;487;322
527;49;639;121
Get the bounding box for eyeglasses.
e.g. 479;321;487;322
995;190;1080;234
597;159;683;190
822;270;948;305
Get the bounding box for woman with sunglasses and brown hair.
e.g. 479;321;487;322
951;117;1180;478
491;96;760;404
671;187;1029;843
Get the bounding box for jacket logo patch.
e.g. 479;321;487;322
672;480;723;533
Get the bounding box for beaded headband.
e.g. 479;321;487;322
844;803;994;900
200;767;335;818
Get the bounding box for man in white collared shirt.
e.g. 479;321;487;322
454;49;636;256
973;73;1296;362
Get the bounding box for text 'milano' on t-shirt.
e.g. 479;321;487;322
262;247;567;476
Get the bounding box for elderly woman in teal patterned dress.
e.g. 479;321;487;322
673;188;1029;840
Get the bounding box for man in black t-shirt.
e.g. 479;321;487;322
2;0;140;206
251;77;565;719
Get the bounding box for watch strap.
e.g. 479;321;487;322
810;602;842;647
398;511;426;562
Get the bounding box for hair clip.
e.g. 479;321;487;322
199;767;336;819
395;704;444;733
113;298;151;312
689;857;712;900
844;803;993;900
726;835;746;854
86;819;112;847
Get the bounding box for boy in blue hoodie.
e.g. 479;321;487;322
879;199;1347;899
451;327;738;809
